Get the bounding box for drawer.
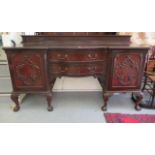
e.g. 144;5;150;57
48;51;107;62
49;63;106;76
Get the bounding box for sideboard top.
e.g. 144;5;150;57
3;35;150;50
3;44;150;51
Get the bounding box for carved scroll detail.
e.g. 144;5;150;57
14;55;41;86
112;53;142;87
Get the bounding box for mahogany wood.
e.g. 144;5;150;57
3;32;149;111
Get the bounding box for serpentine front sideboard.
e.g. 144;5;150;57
3;34;149;112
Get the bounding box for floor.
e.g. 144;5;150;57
0;64;155;123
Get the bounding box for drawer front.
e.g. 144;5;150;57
7;51;48;91
48;51;107;62
49;63;106;76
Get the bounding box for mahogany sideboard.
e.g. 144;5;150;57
3;33;149;112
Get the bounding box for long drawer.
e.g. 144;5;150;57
49;62;106;76
48;50;107;62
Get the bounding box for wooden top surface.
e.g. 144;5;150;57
3;43;150;50
3;35;150;50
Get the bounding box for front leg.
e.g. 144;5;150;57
101;93;111;111
132;92;143;111
46;93;53;111
11;93;20;112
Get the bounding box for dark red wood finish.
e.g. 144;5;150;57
3;33;149;112
48;50;107;62
5;49;53;111
22;35;131;46
49;62;106;77
7;51;49;91
108;50;146;91
36;32;116;36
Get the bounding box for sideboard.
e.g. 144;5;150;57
3;33;149;112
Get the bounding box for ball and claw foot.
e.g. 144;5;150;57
135;105;141;111
102;94;109;111
11;94;20;112
47;106;53;112
46;93;53;112
101;105;107;111
13;105;20;112
131;92;143;111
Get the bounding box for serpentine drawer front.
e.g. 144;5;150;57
48;50;107;62
3;34;149;112
49;62;106;76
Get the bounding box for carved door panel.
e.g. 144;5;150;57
108;51;145;91
8;51;48;91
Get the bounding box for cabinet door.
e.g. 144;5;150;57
8;51;48;91
108;51;146;91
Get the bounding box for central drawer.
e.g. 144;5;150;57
48;50;107;62
49;62;106;76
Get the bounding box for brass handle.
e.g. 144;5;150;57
61;66;68;72
57;54;68;60
88;54;92;58
64;54;68;58
95;53;98;57
88;66;96;71
88;53;97;60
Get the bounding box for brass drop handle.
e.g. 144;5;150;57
88;54;92;58
95;53;98;57
65;67;68;71
61;66;68;72
57;54;68;60
88;66;92;70
88;66;96;71
64;54;68;58
88;53;97;60
57;54;61;57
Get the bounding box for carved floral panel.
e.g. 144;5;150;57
112;53;142;88
11;53;45;88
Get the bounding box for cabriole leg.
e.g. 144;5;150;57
11;93;20;112
101;93;110;111
132;92;143;111
46;93;53;111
